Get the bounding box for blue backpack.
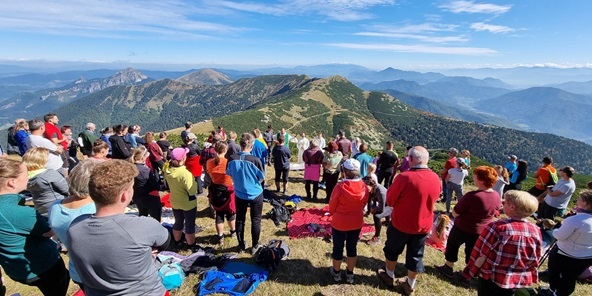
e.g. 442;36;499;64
157;254;186;291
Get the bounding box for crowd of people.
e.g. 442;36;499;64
0;116;591;296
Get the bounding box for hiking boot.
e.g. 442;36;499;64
395;277;414;296
329;267;342;282
228;230;236;238
436;264;454;279
377;269;394;287
346;273;355;284
238;243;247;253
366;236;381;246
215;235;224;245
455;271;471;288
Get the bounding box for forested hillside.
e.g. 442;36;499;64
367;92;592;174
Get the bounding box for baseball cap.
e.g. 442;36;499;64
170;147;189;161
342;159;361;171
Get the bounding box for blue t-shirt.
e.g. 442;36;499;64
226;152;265;200
48;200;96;283
354;152;373;178
251;140;268;169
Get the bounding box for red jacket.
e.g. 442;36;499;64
329;179;369;231
387;168;441;234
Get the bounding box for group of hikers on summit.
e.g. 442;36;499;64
0;115;591;296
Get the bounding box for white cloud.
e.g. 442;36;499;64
470;22;514;33
440;0;511;15
0;0;246;39
326;42;497;55
216;0;396;21
356;32;468;43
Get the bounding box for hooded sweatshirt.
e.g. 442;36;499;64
163;162;198;211
27;169;69;217
329;179;369;231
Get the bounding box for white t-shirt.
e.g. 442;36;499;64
544;178;576;209
447;168;468;185
26;134;63;170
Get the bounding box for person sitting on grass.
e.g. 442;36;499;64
329;159;369;284
457;190;541;296
363;176;390;246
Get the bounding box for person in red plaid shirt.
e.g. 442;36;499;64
457;190;542;295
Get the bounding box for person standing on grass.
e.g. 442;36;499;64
225;131;240;160
378;146;441;295
68;160;170;296
440;148;458;203
263;125;274;165
444;158;469;215
303;139;324;200
398;146;412;173
226;133;265;255
206;142;236;245
131;146;162;221
163;148;199;251
0;158;70;296
79;122;98;157
272;134;291;194
457;190;542;295
436;166;501;282
329;159;369;284
353;143;373;178
505;159;528;192
181;121;192;141
376;141;399;188
322;141;343;201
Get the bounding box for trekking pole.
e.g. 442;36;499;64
538;239;557;268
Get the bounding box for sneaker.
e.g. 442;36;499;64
455;271;471;288
436;264;454;279
238;243;247;253
228;230;236;238
346;273;354;284
329;267;342;282
215;235;224;245
251;244;263;256
377;268;394;287
395;277;414;296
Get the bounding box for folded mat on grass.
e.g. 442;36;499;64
287;206;375;239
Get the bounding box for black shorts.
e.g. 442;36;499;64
274;168;290;182
215;211;236;224
383;223;427;273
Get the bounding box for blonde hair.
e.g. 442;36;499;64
367;163;377;174
130;146;148;163
503;190;539;218
0;159;25;189
22;147;49;171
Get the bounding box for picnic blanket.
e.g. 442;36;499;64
287;206;374;239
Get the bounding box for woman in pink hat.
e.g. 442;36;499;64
163;147;199;251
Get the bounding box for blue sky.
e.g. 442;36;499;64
0;0;590;70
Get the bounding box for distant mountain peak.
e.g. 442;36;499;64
176;68;233;85
107;67;148;85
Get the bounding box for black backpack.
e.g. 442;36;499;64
209;184;231;211
255;239;290;270
267;199;291;226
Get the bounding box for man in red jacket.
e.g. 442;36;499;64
378;146;441;295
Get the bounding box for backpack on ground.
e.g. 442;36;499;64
255;239;290;270
267;199;291;226
156;254;186;291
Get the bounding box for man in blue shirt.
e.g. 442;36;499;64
505;155;518;177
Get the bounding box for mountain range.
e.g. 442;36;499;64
44;73;592;173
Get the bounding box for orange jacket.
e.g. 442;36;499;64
535;164;556;190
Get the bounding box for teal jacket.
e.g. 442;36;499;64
0;194;60;282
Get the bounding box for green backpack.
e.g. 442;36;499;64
546;168;559;186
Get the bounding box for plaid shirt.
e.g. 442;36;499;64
462;218;542;289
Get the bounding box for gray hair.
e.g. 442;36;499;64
409;146;429;165
239;133;255;150
86;122;96;130
310;139;319;148
28;119;44;131
68;160;98;197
